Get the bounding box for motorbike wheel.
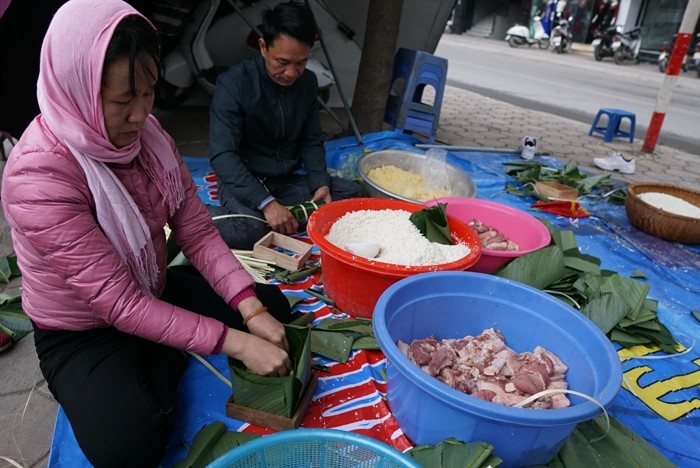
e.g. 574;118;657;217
154;80;195;110
658;57;668;73
508;36;521;48
563;38;572;53
538;38;550;49
594;45;604;61
614;48;625;65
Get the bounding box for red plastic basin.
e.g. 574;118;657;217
307;198;482;318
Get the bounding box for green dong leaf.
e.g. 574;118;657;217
409;203;452;245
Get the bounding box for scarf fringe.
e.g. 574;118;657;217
128;244;161;297
144;159;184;217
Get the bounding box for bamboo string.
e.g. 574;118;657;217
188;352;232;388
513;389;610;443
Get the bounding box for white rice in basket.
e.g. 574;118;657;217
638;192;700;219
325;209;470;266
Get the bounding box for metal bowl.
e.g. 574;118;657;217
357;150;476;203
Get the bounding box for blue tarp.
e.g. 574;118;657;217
49;131;700;467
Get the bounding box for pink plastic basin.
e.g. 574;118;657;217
425;197;551;273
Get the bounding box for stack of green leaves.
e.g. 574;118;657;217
0;255;21;283
0;256;29;344
0;289;30;342
504;160;625;203
228;325;312;418
310;318;379;363
409;203;452;245
495;220;677;352
547;414;675;467
173;422;259;468
407;438;501;467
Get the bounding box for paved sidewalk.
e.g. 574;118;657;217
1;80;698;468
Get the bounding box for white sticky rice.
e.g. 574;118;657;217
638;192;700;219
325;209;470;266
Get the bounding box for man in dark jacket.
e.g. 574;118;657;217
208;0;362;249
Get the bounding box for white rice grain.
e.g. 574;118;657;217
638;192;700;219
326;209;470;266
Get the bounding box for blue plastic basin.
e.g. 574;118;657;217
373;271;622;467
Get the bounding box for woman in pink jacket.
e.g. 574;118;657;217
1;0;293;465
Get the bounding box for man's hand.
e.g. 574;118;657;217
262;200;298;234
312;186;332;204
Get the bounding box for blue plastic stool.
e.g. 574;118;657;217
384;48;448;143
588;108;636;143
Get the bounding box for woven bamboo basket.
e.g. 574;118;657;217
625;183;700;244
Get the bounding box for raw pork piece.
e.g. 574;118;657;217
398;328;571;409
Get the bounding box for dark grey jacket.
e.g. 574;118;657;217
209;53;330;210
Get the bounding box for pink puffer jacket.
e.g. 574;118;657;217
1;115;254;354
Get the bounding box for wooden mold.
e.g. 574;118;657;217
252;232;313;271
534;181;579;201
225;374;318;431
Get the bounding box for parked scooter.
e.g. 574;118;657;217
505;15;550;49
155;0;335;109
592;24;622;61
658;33;700;73
550;15;573;53
614;26;642;64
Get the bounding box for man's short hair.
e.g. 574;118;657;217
261;1;316;48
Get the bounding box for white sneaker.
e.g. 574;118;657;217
593;152;635;174
520;136;538;160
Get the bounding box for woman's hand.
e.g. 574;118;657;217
221;328;291;376
245;312;289;352
238;297;289;352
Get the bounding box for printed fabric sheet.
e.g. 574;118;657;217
48;131;699;467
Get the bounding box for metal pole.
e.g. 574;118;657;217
642;0;700;153
226;0;262;35
303;0;363;145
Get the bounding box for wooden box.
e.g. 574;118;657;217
225;374;317;431
534;181;579;201
252;232;312;271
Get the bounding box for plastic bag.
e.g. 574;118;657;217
421;148;452;194
339;151;364;181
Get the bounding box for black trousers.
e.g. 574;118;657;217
33;266;290;467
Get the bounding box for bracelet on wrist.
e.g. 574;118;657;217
242;306;268;326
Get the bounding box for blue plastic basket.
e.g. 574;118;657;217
206;429;419;468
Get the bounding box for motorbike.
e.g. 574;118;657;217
154;0;335;109
505;15;550;49
658;33;700;74
550;15;573;53
614;26;642;64
592;24;622;61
